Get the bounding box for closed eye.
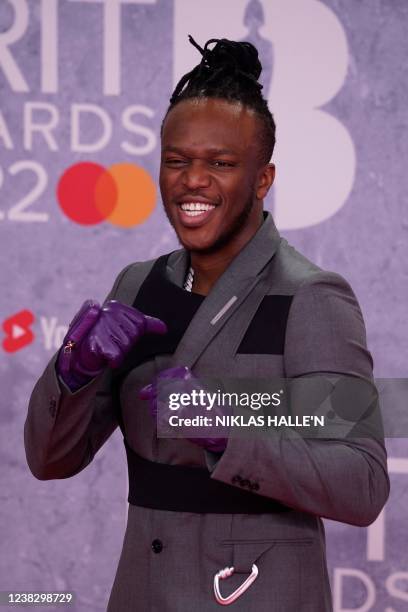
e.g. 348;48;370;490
164;158;187;166
163;158;236;168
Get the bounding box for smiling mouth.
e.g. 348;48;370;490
175;201;218;227
178;202;216;217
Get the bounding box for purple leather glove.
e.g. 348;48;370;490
139;366;228;453
57;299;167;392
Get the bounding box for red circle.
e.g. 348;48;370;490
57;162;117;225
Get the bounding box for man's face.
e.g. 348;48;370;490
159;97;273;254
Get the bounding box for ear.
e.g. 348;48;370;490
256;163;275;200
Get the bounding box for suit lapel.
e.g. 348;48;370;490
166;213;281;368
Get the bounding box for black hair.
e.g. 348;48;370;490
161;35;276;164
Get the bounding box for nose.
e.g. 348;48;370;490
181;160;211;190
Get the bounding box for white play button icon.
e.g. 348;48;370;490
12;324;27;339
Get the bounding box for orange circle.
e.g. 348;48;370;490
95;163;156;228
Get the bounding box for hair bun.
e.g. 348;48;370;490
188;35;262;82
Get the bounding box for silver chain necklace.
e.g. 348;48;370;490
183;266;194;292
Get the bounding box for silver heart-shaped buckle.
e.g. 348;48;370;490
214;563;259;605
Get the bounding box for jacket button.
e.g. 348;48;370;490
151;539;163;554
250;482;260;491
231;475;242;485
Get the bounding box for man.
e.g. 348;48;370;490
25;37;390;611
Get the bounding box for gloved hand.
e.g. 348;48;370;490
139;366;228;453
57;299;167;392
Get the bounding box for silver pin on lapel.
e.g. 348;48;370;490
211;296;238;326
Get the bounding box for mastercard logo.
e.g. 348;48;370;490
57;162;156;227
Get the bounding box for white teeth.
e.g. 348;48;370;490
184;210;206;216
180;202;216;212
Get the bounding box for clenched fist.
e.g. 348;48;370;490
57;299;167;392
139;366;228;453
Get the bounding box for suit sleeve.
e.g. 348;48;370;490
209;271;390;527
23;264;133;480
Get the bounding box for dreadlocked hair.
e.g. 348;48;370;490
162;35;276;164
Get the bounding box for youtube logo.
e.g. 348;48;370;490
2;310;35;353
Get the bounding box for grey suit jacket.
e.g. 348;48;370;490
24;213;390;611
